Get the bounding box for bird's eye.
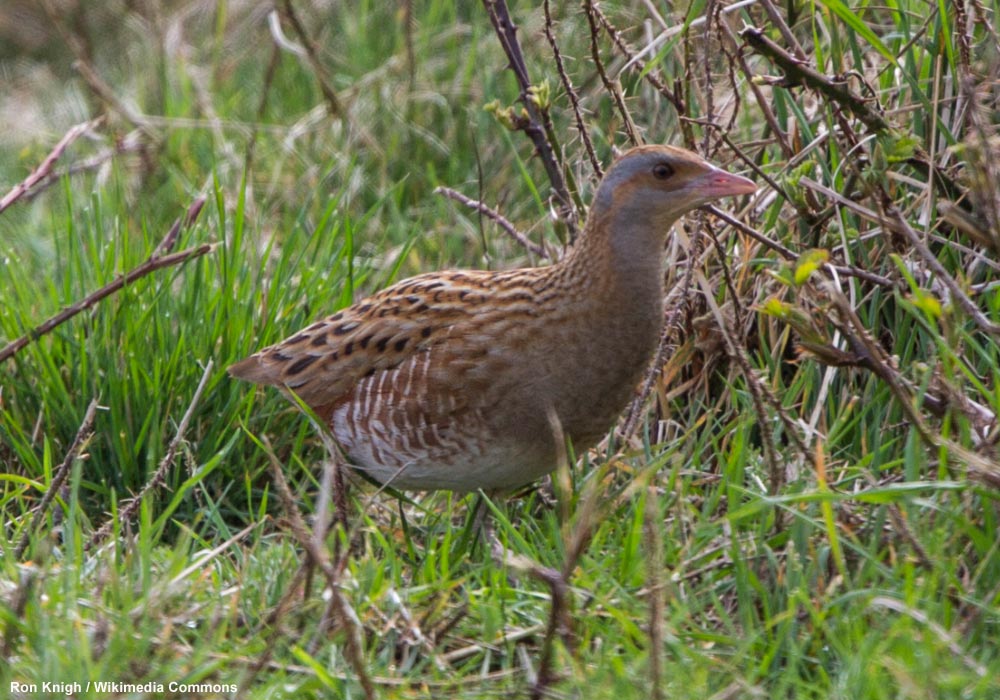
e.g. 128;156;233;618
652;162;674;180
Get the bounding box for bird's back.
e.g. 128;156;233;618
230;265;577;490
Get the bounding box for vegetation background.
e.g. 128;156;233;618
1;0;999;697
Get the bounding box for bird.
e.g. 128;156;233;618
229;145;755;492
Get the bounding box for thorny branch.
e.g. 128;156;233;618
15;399;99;559
260;441;377;700
740;26;965;202
482;0;579;240
0;118;103;214
0;198;210;364
435;186;550;259
585;1;690;145
277;0;346;119
878;196;1000;338
589;2;685;114
820;286;1000;486
86;361;215;551
582;0;640;146
543;0;602;178
741;26;890;134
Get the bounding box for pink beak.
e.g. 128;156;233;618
693;167;757;198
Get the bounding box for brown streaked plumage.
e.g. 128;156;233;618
229;145;755;491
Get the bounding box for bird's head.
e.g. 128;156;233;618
592;145;756;225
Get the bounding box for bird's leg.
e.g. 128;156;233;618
455;490;495;556
475;490;498;540
331;452;351;555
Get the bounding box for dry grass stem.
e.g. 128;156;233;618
259;440;376;700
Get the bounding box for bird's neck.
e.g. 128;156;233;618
563;203;676;305
536;204;676;445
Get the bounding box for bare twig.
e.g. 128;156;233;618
882;492;934;570
797;275;997;444
17;131;148;206
528;563;572;699
15;399;99;559
700;0;719;153
758;0;807;60
434;186;550;259
0;198;209;364
713;9;743;141
798;175;885;225
518;495;599;698
713;198;898;284
72;59;150;131
482;0;579;239
86;360;215;551
704;204;796;260
696;267;799;491
278;0;346;118
0;118;103;214
951;0;973;77
490;440;614;699
402;0;417;91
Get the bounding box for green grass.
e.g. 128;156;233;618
2;0;1000;697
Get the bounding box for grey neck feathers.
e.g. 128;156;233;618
568;194;676;301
